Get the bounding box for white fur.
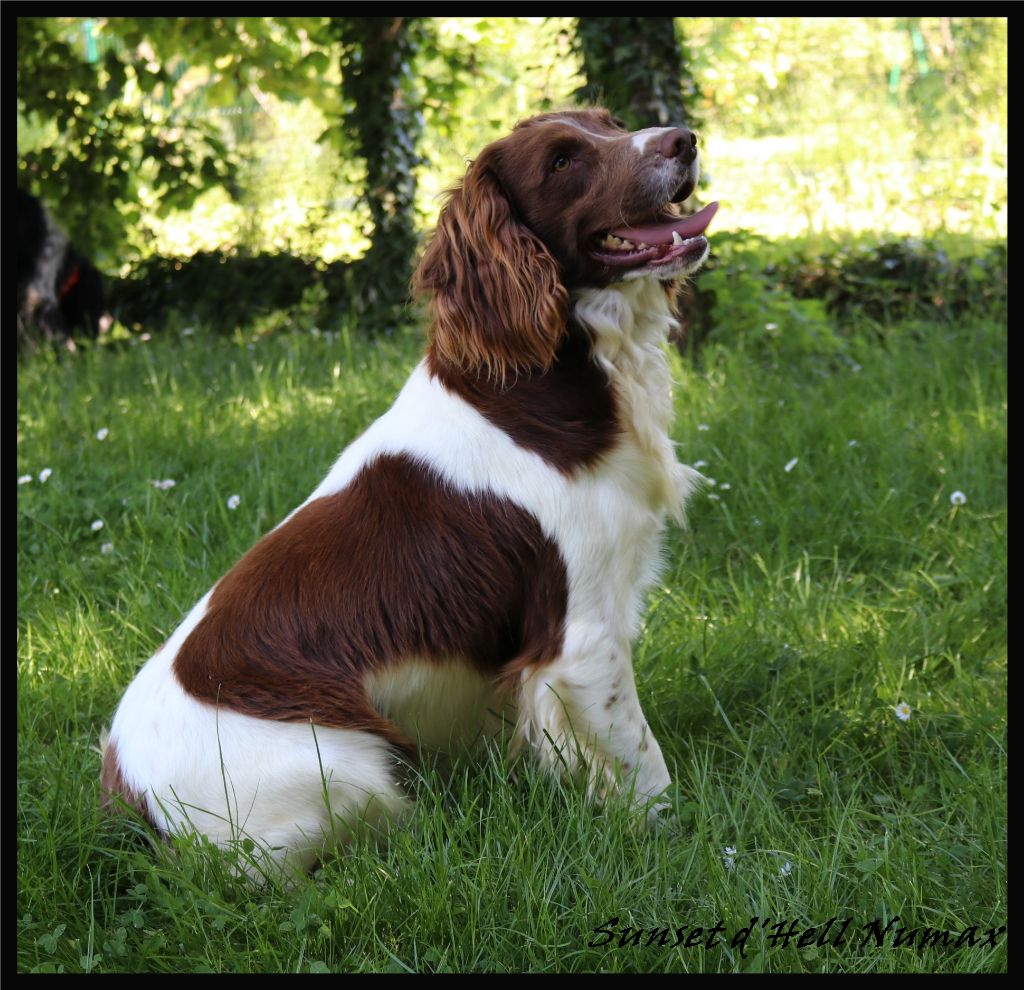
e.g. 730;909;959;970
364;660;513;752
107;592;409;876
630;126;677;153
107;276;698;870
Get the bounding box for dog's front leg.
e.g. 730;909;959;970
517;629;671;818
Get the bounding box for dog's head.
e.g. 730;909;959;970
415;108;717;381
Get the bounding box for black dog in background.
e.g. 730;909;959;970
17;188;111;349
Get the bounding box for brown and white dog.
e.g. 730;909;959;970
102;108;718;874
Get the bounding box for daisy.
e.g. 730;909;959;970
39;468;53;483
779;861;794;877
784;458;798;473
950;491;967;506
101;543;114;554
893;702;912;723
227;494;241;510
91;520;104;532
723;846;737;870
150;479;177;491
693;460;709;470
18;475;32;485
697;423;710;432
96;428;109;441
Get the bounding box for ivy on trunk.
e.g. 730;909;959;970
334;17;423;321
574;17;701;132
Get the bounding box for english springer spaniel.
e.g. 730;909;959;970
17;187;111;348
102;109;719;875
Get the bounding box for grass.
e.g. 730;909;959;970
17;304;1006;973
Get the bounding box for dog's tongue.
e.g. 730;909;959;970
610;201;719;244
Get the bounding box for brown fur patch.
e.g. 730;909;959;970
100;738;154;825
427;325;619;475
173;454;568;744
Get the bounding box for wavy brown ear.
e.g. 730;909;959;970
414;151;568;383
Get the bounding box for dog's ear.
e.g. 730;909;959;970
414;149;568;384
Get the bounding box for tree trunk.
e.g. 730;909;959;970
334;17;422;318
574;17;700;131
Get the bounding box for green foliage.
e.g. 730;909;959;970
686;232;1007;356
686;17;1006;238
16;16;338;266
781;239;1008;325
695;260;837;360
110;252;347;334
16;17;237;265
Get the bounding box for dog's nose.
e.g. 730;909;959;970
657;128;698;166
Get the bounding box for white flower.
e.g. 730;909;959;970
227;494;241;510
693;460;709;469
707;493;721;501
950;491;967;506
765;323;778;331
150;479;177;491
719;483;731;491
706;477;717;487
894;702;912;723
182;326;195;336
779;860;794;877
697;423;710;432
39;468;53;483
784;458;798;473
100;542;114;554
723;846;737;870
96;428;109;441
91;519;105;532
848;439;858;447
18;475;32;485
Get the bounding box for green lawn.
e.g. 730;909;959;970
17;308;1006;973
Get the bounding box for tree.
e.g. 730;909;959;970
332;17;424;317
574;17;701;132
16;17;238;264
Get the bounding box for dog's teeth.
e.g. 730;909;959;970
601;235;642;252
672;230;684;246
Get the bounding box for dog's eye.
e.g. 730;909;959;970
552;155;572;172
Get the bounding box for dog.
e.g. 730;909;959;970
17;187;111;348
101;108;719;875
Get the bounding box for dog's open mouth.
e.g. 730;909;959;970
590;201;719;270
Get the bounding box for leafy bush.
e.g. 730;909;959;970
110;252;356;334
682;232;1007;356
780;238;1008;323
